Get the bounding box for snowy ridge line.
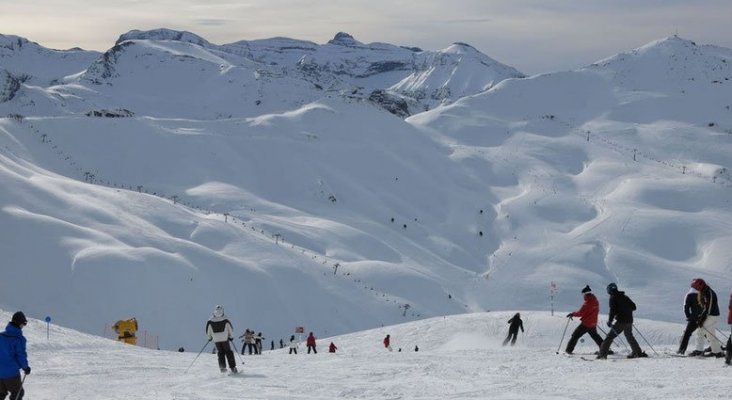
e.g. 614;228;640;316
3;117;445;319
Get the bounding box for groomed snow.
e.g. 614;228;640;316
7;309;729;400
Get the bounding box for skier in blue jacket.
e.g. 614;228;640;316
0;312;31;400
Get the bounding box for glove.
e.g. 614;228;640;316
606;320;613;328
566;313;573;318
22;367;30;375
697;317;706;328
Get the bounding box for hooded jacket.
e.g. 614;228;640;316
0;322;29;379
571;293;600;327
608;290;636;324
206;315;233;343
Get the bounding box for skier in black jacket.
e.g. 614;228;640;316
597;283;647;359
688;278;723;357
502;313;524;346
677;287;702;354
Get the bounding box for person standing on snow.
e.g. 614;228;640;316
289;335;298;354
502;313;524;346
255;332;264;355
383;334;392;351
688;278;723;357
597;283;647;359
726;293;731;365
206;305;237;374
306;332;317;354
565;285;606;354
0;312;31;400
677;285;702;354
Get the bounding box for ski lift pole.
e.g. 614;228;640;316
632;325;658;356
185;339;211;374
556;317;571;354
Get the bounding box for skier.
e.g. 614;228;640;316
205;305;237;374
288;335;298;354
502;313;524;346
255;332;264;354
329;342;337;353
238;329;250;355
677;285;702;355
688;278;723;357
306;332;317;354
597;283;647;359
383;334;392;352
0;312;30;400
565;285;606;354
726;293;731;365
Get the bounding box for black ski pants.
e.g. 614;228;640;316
215;341;236;370
0;375;24;400
599;322;642;356
565;324;604;353
677;320;697;354
503;328;520;346
307;344;317;354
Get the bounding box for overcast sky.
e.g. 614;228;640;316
2;0;731;75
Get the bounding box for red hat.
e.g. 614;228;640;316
690;278;706;290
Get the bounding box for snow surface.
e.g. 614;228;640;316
6;309;730;400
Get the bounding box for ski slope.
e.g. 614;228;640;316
7;309;729;400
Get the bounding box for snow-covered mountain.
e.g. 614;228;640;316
0;28;524;119
1;31;731;352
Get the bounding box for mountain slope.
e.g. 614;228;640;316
1;34;731;351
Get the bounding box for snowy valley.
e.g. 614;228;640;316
1;27;732;385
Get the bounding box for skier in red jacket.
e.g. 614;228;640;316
383;334;392;351
565;285;607;354
306;332;317;354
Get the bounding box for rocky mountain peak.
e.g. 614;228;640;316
116;28;212;47
328;32;362;47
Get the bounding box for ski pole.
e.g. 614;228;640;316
556;317;571;354
185;339;211;374
632;325;658;356
14;373;26;400
598;326;629;352
229;339;245;365
699;325;725;348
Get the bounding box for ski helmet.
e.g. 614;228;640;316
213;305;224;317
690;278;706;291
606;283;618;294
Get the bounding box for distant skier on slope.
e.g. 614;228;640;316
289;335;298;354
329;342;337;353
0;312;30;400
597;283;647;359
688;278;723;357
306;332;317;354
677;285;702;355
206;305;237;374
565;285;606;354
383;334;392;352
502;313;524;346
